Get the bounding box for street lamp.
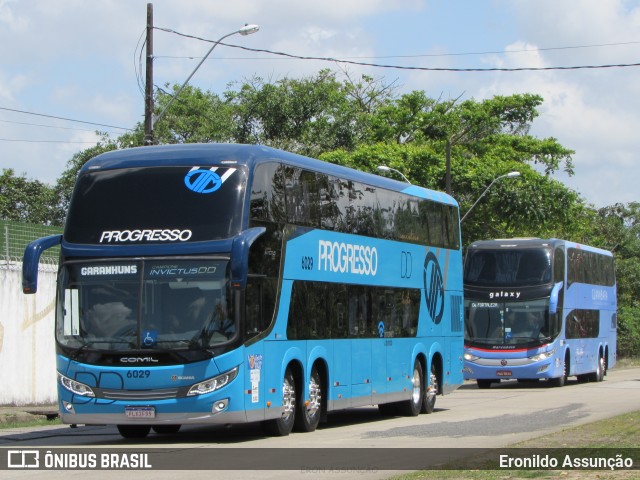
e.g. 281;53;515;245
151;23;260;131
376;165;411;184
460;171;520;223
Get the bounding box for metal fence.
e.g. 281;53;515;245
0;220;62;272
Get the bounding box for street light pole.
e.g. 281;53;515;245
376;165;411;184
460;171;520;223
148;23;259;142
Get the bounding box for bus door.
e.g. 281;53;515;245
347;287;372;403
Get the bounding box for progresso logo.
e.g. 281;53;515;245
423;251;444;325
184;166;236;194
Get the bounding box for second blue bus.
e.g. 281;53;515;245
463;238;616;388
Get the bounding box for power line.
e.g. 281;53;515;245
220;43;640;72
0;107;132;131
155;27;640;72
0;138;101;144
156;37;640;60
0;118;122;134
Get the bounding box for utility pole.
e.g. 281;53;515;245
144;3;154;145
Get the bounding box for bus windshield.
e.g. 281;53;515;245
56;259;235;352
464;298;555;346
64;166;246;244
464;248;552;286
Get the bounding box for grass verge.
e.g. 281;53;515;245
393;410;640;479
0;415;61;429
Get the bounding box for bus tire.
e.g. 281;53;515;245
477;379;492;389
152;425;181;434
398;360;424;417
117;425;151;439
294;365;322;432
421;361;438;414
550;352;569;387
589;355;605;382
262;368;296;436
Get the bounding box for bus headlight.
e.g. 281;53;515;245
58;372;95;397
529;348;556;362
187;366;239;396
464;353;479;362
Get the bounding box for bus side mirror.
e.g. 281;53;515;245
230;227;266;289
22;234;62;294
549;281;563;314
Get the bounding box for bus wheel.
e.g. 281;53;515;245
398;361;424;416
262;368;296;436
477;379;492;389
295;366;322;432
589;355;605;382
152;425;181;434
116;425;151;439
421;362;438;414
550;353;569;387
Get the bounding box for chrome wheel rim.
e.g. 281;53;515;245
307;373;321;417
411;366;422;406
282;376;295;419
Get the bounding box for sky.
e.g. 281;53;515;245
1;0;639;209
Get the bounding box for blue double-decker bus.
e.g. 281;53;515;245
463;238;616;388
23;143;464;438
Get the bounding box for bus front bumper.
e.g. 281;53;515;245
463;356;561;380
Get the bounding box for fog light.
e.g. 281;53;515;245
63;401;75;413
212;399;229;413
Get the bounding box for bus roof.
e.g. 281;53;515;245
81;143;458;207
467;238;613;256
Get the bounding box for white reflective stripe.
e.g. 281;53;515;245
220;168;236;182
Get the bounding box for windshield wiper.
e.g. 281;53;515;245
70;340;110;361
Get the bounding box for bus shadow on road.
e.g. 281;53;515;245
459;378;591;390
105;406;450;445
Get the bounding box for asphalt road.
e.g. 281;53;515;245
2;366;639;479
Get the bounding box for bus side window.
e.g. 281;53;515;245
245;278;276;338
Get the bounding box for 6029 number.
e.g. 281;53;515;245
302;256;314;270
127;370;151;378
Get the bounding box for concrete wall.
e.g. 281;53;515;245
0;266;57;405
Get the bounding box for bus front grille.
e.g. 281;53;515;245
100;388;180;400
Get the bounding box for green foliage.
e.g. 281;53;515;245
618;305;640;358
153;84;235;144
0;169;58;225
52;135;120;225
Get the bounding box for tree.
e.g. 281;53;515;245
320;142;587;243
0;169;57;225
589;202;640;357
52;135;121;224
152;84;235;144
150;70;396;158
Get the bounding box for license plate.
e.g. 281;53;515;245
496;370;512;377
125;406;156;418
